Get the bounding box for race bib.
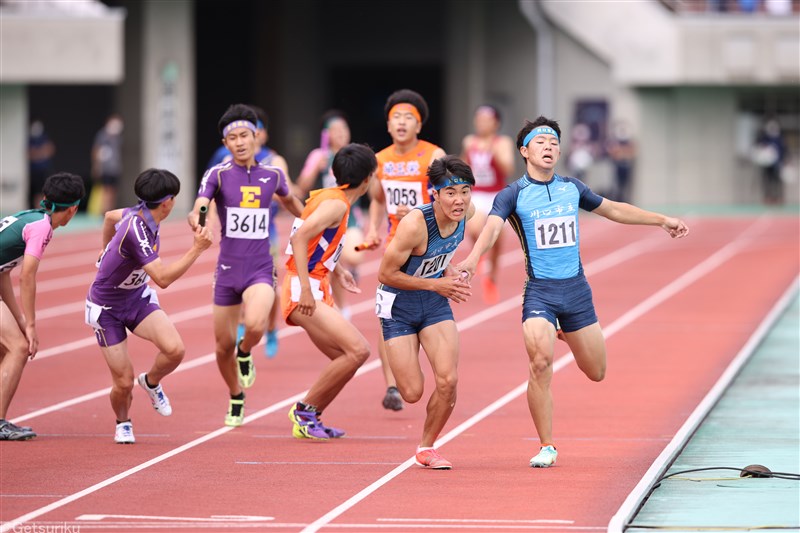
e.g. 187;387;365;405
382;180;423;215
118;269;150;290
0;215;18;233
534;215;577;249
375;288;397;319
226;207;270;239
411;251;455;278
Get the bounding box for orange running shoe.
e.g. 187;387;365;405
415;448;452;470
481;276;499;305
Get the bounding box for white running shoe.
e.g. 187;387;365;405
114;421;135;444
530;445;558;468
137;373;172;416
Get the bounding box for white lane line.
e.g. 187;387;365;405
300;222;765;533
76;514;274;522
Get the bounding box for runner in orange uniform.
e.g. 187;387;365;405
363;89;446;412
282;143;377;440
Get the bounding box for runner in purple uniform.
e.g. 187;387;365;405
0;172;84;441
188;104;303;427
87;169;213;444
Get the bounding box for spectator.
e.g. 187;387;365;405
91;114;124;214
606;121;637;203
752;119;787;205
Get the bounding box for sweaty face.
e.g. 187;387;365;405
223;127;257;164
436;184;472;221
523;134;560;169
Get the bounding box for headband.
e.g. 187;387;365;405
389;103;421;123
222;120;257;137
434;175;471;191
522;126;560;148
39;198;81;213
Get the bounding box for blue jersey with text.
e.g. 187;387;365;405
489;174;603;280
400;203;465;280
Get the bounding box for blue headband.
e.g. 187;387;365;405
522;126;560;147
434;175;471;191
222;120;257;137
39;198;81;213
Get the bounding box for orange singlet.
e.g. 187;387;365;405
375;139;441;244
281;186;350;325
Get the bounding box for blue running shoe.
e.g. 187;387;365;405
265;329;278;359
236;323;245;345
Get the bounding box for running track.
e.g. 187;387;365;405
1;211;798;532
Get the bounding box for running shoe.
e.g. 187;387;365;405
236;343;256;389
288;403;329;440
481;276;499;305
225;396;245;427
316;412;346;438
415;448;452;470
382;386;404;411
5;420;33;432
0;419;36;441
530;445;558;468
137;373;172;416
265;329;279;359
114;421;135;444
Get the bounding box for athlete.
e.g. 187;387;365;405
377;155;475;469
0;172;84;441
189;104;303;427
363;89;447;412
88;168;212;443
283;143;377;440
207;106;290;359
458;116;689;468
460;104;515;304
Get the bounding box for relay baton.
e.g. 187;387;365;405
198;205;208;227
354;242;372;252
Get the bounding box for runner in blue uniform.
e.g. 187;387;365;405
458;116;689;468
377;156;475;469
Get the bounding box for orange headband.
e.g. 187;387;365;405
389;103;421;123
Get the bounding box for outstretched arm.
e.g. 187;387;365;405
593;199;689;238
143;225;213;288
456;214;505;279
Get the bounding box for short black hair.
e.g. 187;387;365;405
516;116;562;161
331;143;377;188
384;89;429;124
41;172;85;211
134;168;180;208
218;104;259;136
427;155;475;189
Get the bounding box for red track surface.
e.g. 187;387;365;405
1;212;797;532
